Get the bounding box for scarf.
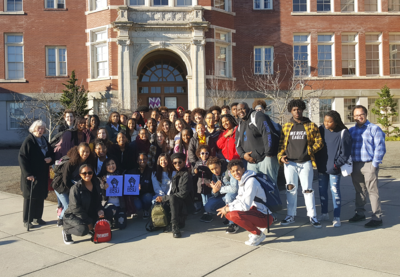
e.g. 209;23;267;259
198;135;206;145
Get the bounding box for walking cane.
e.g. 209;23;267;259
27;179;34;232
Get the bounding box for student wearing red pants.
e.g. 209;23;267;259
217;159;273;246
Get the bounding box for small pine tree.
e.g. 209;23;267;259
60;70;91;117
372;85;398;137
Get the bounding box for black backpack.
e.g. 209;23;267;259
51;156;70;193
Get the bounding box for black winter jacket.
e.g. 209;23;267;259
162;168;193;205
188;135;217;166
193;160;212;194
235;110;280;163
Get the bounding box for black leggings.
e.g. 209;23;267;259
23;198;44;223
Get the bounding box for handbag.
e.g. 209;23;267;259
340;130;353;177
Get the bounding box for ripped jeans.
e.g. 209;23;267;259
318;173;341;218
284;160;316;218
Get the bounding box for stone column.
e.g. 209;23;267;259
117;39;133;110
190;38;206;109
358;97;368;108
332;97;345;121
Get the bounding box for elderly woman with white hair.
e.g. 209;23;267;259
18;120;54;229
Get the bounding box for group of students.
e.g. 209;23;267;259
18;99;386;247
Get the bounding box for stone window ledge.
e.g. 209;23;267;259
0;11;25;15
0;79;27;83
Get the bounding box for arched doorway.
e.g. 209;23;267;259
137;51;188;110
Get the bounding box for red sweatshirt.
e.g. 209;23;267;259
216;127;240;161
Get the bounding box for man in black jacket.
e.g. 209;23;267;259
156;153;193;238
235;102;280;185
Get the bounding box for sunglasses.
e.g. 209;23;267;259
80;171;93;176
200;152;209;155
173;161;183;165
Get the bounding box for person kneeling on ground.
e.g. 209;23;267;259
203;157;239;233
62;164;105;245
217;159;273;247
155;153;193;238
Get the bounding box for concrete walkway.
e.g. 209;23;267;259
0;176;399;277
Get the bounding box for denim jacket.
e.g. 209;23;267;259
211;162;238;201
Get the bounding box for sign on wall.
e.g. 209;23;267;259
149;97;161;109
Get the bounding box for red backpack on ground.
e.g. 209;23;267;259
92;219;112;243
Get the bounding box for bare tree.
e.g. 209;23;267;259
95;92;133;122
242;53;327;125
12;88;63;140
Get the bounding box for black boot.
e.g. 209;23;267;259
172;224;181;238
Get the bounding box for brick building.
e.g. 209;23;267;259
1;0;399;145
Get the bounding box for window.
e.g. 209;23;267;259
176;0;192;5
130;0;145;4
8;103;24;129
341;0;354;11
93;0;107;10
319;99;332;123
254;0;272;9
215;0;231;11
153;0;168;5
46;0;65;8
389;0;400;11
293;34;309;76
344;98;356;123
90;29;109;79
216;46;227;76
96;45;108;78
216;32;228;41
5;34;24;80
342;34;357;76
317;0;330;12
46;47;67;76
254;47;274;74
368;98;378;123
6;0;22;11
318;34;334;76
293;0;307;12
366;34;381;76
365;0;378;12
390;34;400;75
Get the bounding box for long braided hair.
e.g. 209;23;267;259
324;110;347;131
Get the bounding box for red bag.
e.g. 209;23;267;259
92;219;112;243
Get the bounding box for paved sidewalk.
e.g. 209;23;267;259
0;176;399;277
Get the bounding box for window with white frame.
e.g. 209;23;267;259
215;0;231;11
366;33;381;76
6;0;22;11
130;0;145;4
254;0;272;9
215;31;231;77
341;0;355;11
389;0;400;11
317;0;331;12
365;0;378;12
90;29;109;79
153;0;168;5
389;34;400;75
342;34;357;76
318;34;334;77
293;0;307;12
46;0;65;8
293;34;309;76
254;47;274;74
91;0;107;11
319;99;332;123
46;47;67;76
8;102;24;129
176;0;192;5
5;34;24;80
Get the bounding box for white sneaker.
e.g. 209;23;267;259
318;213;330;222
310;217;322;228
245;232;266;246
248;228;266;238
332;217;341;227
280;215;295;226
246;233;257;242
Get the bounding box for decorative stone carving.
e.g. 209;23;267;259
117;39;131;46
191;39;206;46
159;41;167;49
131;30;192;38
132;43;148;58
129;10;203;24
174;43;191;57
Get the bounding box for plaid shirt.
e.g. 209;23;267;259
348;120;386;168
277;120;324;167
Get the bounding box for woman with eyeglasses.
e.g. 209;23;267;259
62;164;105;245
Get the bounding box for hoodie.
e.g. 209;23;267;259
228;170;270;215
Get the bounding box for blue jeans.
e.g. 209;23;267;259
318;173;341;218
201;194;211;206
204;193;236;224
54;191;69;219
247;156;279;185
133;193;153;211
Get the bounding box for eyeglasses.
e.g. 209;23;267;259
200;152;209;155
80;171;93;176
173;161;183;165
354;113;366;118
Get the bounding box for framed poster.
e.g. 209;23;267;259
165;97;177;109
149;97;161;109
124;174;140;196
106;175;123;197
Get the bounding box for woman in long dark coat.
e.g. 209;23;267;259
18;120;54;228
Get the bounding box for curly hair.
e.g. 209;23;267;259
159;106;168;113
196;144;211;159
287;99;306;112
157;119;171;137
191;108;206;121
252;99;267;109
206;156;222;167
227;159;245;170
67;142;95;166
209;106;221;114
324;110;348;131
